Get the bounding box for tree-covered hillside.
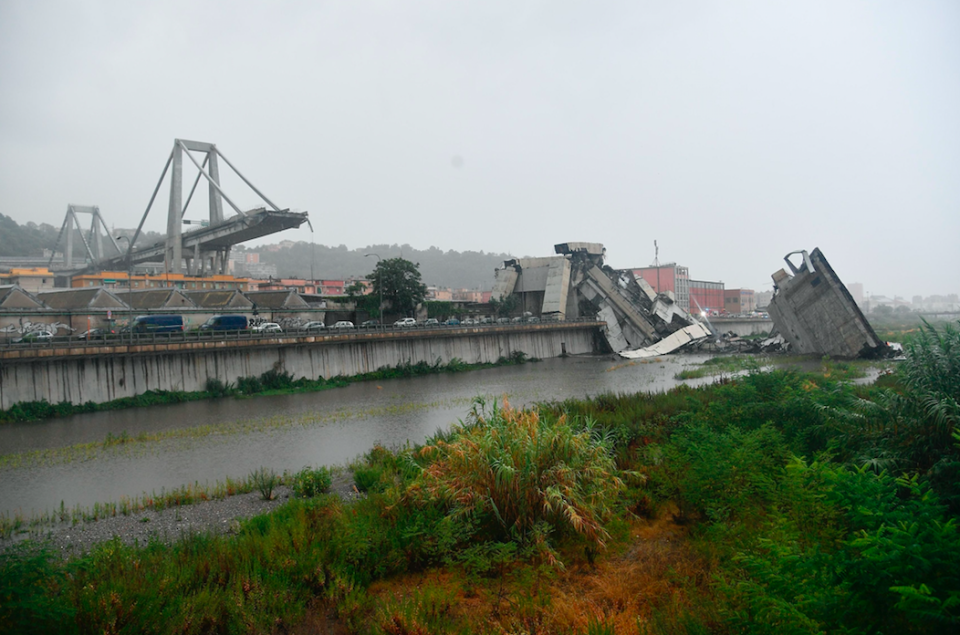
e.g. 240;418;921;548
0;215;164;258
0;214;60;256
244;242;510;289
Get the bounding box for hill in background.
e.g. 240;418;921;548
0;215;508;290
243;242;509;290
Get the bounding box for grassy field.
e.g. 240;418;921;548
1;323;958;634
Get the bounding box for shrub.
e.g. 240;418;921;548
203;377;232;397
0;545;74;634
291;466;332;498
249;466;279;500
260;368;295;391
409;399;625;555
236;375;262;394
353;465;384;493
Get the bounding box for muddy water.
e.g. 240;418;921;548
0;354;722;517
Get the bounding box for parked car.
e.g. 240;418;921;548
200;314;248;331
510;316;523;323
526;316;540;324
359;319;380;328
127;314;183;334
461;318;476;325
423;318;440;328
393;317;417;328
301;321;326;331
14;330;54;343
76;327;115;340
444;318;460;326
497;317;511;324
332;321;355;329
251;322;282;333
479;317;494;324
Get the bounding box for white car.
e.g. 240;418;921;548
332;321;355;329
252;322;282;334
13;330;55;343
393;317;417;328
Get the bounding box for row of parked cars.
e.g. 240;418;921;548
8;313;552;343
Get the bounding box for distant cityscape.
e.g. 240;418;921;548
0;248;955;316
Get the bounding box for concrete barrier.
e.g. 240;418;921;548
708;317;774;337
0;323;602;409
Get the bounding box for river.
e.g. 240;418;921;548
0;354;725;518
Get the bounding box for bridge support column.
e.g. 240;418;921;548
166;144;184;273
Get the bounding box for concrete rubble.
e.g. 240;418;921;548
492;242;711;356
766;248;890;359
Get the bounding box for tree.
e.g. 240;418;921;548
368;257;427;317
344;281;367;298
490;294;519;317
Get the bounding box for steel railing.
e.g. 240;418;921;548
0;317;601;351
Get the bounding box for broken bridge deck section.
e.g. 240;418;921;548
768;248;887;358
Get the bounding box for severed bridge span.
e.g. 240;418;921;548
49;139;309;276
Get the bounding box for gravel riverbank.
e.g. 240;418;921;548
2;473;362;557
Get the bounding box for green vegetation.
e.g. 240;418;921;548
290;466;333;498
367;256;428;317
868;312;951;343
1;322;957;633
0;353;538;425
674;354;762;379
676;354;876;381
490;293;520;317
249;467;280;501
424;300;456;319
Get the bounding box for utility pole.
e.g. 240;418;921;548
365;253;383;327
654;240;660;295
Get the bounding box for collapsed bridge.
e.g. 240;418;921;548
492;242;710;357
50;139;309;277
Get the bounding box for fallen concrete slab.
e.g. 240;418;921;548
618;323;712;359
767;248;888;359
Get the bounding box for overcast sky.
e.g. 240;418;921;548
1;1;957;297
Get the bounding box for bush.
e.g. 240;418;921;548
260;368;295;391
0;545;74;634
410;399;625;556
291;466;332;498
353;465;384;493
249;466;279;500
235;375;262;394
204;377;233;397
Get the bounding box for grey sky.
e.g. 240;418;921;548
1;1;957;297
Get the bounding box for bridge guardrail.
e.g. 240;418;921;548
0;317;602;352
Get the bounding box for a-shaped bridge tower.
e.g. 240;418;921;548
57;139;309;276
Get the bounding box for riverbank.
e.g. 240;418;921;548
2;321;958;634
0;351;537;424
0;472;363;557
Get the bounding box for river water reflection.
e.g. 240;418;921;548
1;354;721;517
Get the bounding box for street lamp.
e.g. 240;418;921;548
365;253;383;327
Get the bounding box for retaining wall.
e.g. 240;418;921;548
0;324;601;409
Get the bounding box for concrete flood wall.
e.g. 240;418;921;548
0;324;601;410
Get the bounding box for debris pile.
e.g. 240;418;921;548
492;242;710;356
